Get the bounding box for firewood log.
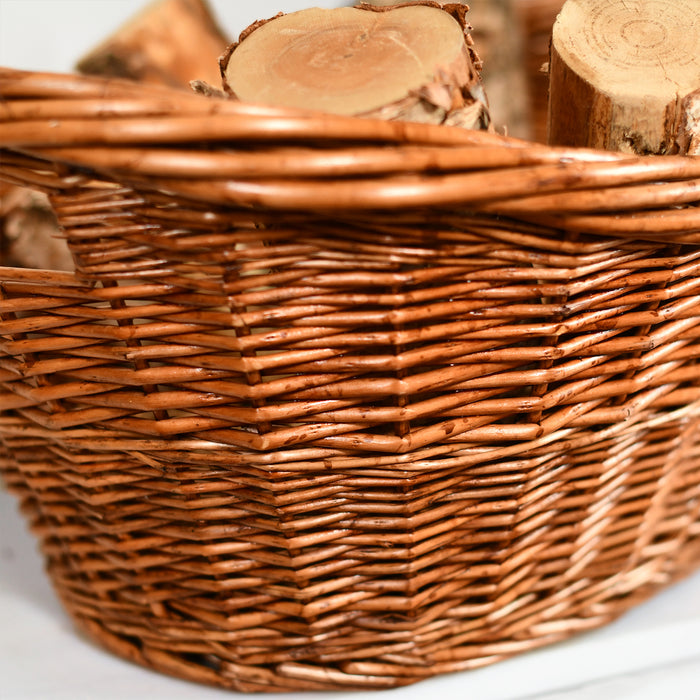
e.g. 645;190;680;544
220;4;491;130
547;0;700;154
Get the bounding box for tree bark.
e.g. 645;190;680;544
220;4;491;130
0;185;73;271
364;0;529;137
676;90;700;155
547;0;700;154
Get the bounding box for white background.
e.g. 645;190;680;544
1;1;700;698
0;0;345;74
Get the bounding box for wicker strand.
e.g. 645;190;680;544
2;62;700;692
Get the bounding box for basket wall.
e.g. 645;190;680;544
3;194;700;690
1;61;700;691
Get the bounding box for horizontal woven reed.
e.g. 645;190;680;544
2;65;700;692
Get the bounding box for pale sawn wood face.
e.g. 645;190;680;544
548;0;700;154
222;6;472;116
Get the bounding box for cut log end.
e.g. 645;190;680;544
221;5;491;129
547;0;700;154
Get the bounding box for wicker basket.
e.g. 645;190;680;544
2;55;700;693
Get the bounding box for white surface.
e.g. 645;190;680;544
0;0;348;75
1;1;700;697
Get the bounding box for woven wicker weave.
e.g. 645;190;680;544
2;64;700;692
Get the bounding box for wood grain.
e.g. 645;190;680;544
547;0;700;154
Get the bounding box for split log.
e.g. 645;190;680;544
465;0;529;138
220;4;491;129
364;0;530;137
547;0;700;154
515;0;565;143
76;0;229;88
0;185;73;271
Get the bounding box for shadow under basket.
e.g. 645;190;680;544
2;66;700;692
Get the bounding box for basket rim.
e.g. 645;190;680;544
1;67;699;250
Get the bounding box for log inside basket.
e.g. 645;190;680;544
547;0;700;154
76;0;229;88
363;0;530;137
677;90;700;156
220;4;491;129
0;184;73;271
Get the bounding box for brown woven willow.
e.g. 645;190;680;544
2;66;700;693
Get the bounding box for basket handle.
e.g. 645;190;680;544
1;67;700;243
